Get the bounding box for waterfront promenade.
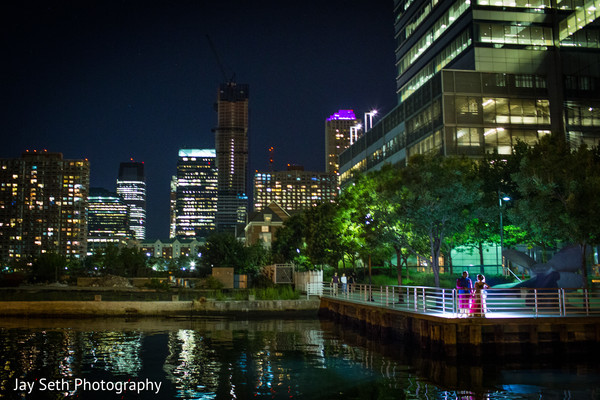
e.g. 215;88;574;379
316;283;600;357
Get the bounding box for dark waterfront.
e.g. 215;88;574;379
0;317;599;400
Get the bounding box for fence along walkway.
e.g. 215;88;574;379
308;282;600;318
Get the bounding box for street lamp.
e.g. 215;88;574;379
349;123;362;145
498;192;511;273
364;110;378;132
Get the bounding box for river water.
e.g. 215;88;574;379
0;316;598;400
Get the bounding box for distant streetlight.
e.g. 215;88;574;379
349;123;362;145
364;110;378;132
498;192;511;273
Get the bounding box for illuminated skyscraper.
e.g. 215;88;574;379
87;187;132;252
174;149;218;240
214;82;249;234
0;150;89;262
116;161;146;240
253;165;338;212
340;0;600;185
325;110;360;174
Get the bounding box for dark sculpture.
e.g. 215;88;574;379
502;245;586;288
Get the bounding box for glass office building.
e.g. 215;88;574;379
116;161;146;240
340;0;600;185
87;188;132;252
174;149;218;240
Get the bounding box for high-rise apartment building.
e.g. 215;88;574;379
174;149;218;240
214;82;249;234
169;175;177;239
87;187;132;252
340;0;600;184
116;161;146;240
253;165;338;212
325;110;361;174
0;150;89;263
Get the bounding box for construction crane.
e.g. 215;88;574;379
206;34;235;83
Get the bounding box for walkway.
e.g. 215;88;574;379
310;283;600;319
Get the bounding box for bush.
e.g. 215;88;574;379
205;276;224;290
144;278;170;291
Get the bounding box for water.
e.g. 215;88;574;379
0;316;599;400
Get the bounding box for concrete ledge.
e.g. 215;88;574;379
319;297;600;358
0;299;320;317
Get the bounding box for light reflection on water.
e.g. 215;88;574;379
0;317;598;399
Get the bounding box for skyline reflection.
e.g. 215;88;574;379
0;317;598;399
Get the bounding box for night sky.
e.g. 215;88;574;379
1;0;397;239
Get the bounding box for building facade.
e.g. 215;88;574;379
174;149;218;240
245;202;289;248
138;238;203;259
0;151;89;263
87;187;132;252
116;161;146;240
214;82;249;234
340;0;600;185
253;165;338;212
325;109;361;175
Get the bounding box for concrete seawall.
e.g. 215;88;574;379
319;297;600;357
0;298;320;317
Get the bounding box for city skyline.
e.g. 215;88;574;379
1;1;397;239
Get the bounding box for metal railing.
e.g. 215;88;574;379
320;282;600;318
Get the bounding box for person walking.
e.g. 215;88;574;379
340;273;348;295
331;272;339;296
471;274;490;317
456;271;473;317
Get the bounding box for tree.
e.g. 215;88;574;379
29;253;67;282
201;233;245;272
401;154;482;287
271;213;307;266
512;135;600;287
368;164;429;285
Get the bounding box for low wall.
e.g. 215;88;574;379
319;297;600;358
0;299;320;317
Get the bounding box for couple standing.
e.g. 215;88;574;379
456;271;490;317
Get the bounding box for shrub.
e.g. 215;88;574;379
205;276;224;290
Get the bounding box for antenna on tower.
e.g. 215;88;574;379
206;34;236;83
268;146;275;171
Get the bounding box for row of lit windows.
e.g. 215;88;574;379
565;102;600;127
397;0;441;47
476;0;550;8
559;0;600;43
445;96;551;125
453;127;550;149
398;0;470;77
477;23;553;47
400;30;472;101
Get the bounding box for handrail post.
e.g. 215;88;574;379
442;289;446;314
422;287;426;311
385;286;389;306
561;288;566;316
453;288;457;316
413;287;417;311
585;289;590;316
558;288;563;316
534;289;538;317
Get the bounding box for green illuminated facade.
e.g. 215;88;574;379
340;0;600;184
